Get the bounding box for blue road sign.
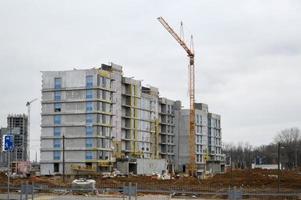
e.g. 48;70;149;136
3;135;14;151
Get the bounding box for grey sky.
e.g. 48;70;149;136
0;0;300;160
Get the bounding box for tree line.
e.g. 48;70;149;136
223;127;301;170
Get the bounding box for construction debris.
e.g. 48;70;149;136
72;178;96;191
1;169;301;191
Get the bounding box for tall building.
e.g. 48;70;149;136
177;103;223;174
7;114;29;161
0;127;8;167
0;114;29;167
40;63;223;175
41;64;165;175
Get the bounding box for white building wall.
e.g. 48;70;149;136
41;68;114;175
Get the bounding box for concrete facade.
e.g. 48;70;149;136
117;158;167;175
41;67;114;175
177;103;224;174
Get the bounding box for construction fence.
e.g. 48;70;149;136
0;183;301;200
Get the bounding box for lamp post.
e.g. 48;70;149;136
7;149;10;200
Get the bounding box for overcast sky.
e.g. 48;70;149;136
0;0;300;161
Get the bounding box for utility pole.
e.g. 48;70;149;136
62;135;65;183
5;133;14;200
295;143;298;169
230;150;233;188
277;142;281;193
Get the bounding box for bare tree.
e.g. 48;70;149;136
274;127;300;169
223;127;301;170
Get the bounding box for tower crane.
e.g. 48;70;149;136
26;98;38;161
157;17;197;176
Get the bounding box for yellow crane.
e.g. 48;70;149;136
157;17;196;176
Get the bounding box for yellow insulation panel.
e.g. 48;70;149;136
98;69;111;78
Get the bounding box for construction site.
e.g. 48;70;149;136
1;168;301;199
38;16;223;178
1;8;301;200
2;169;301;191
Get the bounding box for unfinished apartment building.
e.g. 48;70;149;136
7;114;29;161
41;64;171;175
177;103;223;174
40;63;223;175
0;114;29;166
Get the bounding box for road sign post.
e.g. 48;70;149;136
3;134;14;200
7;150;10;200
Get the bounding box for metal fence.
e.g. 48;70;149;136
0;183;300;200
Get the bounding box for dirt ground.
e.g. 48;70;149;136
1;169;301;191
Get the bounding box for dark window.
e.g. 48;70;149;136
54;163;59;172
102;77;107;88
86;162;92;168
102;115;106;124
102;90;107;100
54;103;61;112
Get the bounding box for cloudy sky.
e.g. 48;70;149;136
0;0;300;160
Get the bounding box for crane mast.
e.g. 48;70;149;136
26;98;38;161
157;17;196;176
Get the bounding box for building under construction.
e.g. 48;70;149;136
40;63;224;175
0;114;29;167
177;103;223;175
